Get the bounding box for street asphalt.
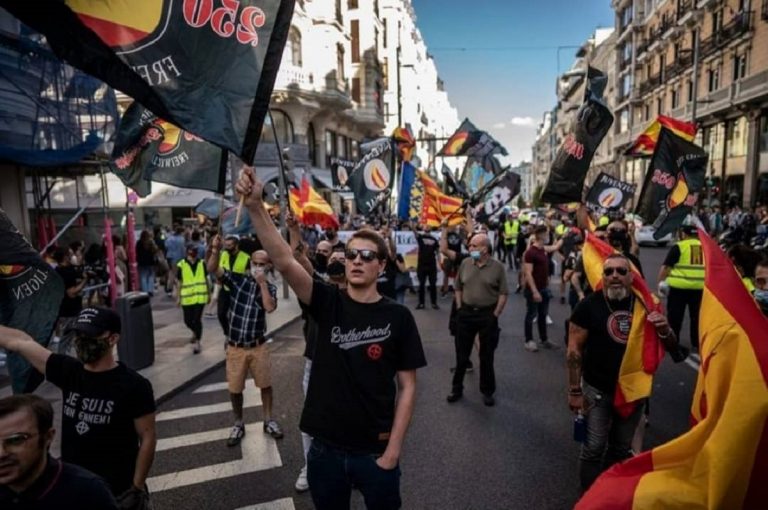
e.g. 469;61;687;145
149;245;699;510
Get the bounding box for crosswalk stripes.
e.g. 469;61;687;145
149;382;295;507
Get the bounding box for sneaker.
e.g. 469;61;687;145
193;340;201;354
295;466;309;492
546;315;554;325
539;340;558;350
524;341;539;352
264;420;284;439
431;303;440;310
226;423;245;447
446;392;463;403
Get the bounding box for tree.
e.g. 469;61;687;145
532;184;544;208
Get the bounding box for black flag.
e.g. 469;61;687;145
635;128;708;239
541;67;614;204
0;209;64;393
474;171;521;223
110;103;226;197
438;118;508;159
585;172;636;212
348;138;394;214
4;0;296;162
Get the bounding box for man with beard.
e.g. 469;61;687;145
566;254;677;491
0;308;157;508
236;167;426;509
0;395;118;509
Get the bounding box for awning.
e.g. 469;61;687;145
309;168;335;189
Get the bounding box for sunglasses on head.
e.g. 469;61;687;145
345;248;380;263
603;266;629;277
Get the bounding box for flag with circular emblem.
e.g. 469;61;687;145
3;0;296;164
348;138;394;215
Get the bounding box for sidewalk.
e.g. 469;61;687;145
0;283;302;454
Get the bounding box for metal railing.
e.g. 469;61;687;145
637;73;662;96
677;0;693;20
698;11;753;59
665;50;693;80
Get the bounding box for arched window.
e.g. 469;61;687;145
260;110;294;145
287;27;302;66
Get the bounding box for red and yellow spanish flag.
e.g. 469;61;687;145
391;126;415;162
289;176;339;229
417;171;463;227
581;233;665;418
625;115;697;157
576;230;768;510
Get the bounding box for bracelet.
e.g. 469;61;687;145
658;330;672;339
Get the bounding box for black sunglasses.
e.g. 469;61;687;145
603;267;629;277
345;248;381;263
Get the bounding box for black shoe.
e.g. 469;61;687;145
416;303;425;310
226;423;245;447
483;395;495;407
560;296;566;305
446;392;463;403
449;361;473;373
515;285;522;294
431;303;440;310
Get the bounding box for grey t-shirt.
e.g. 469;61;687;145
455;257;509;308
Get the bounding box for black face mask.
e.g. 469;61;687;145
327;261;345;277
74;336;112;364
608;231;628;247
315;253;328;271
226;247;237;257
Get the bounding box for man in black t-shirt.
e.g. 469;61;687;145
0;308;157;507
566;254;677;491
415;229;439;309
0;395;118;509
237;167;427;510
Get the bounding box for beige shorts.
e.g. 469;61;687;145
226;344;271;392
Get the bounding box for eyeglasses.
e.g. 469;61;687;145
603;267;629;277
1;432;38;451
345;248;381;263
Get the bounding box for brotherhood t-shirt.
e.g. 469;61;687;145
45;355;156;494
301;281;427;454
569;292;633;394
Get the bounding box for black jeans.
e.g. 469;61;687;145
666;287;702;349
417;267;437;306
524;288;551;342
182;303;204;340
217;290;231;336
452;307;500;396
307;439;401;510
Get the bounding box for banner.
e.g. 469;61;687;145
417;171;463;227
441;163;469;199
5;0;296;162
0;209;64;393
438;118;508;159
110;103;226;197
398;161;417;220
329;157;356;190
635;128;708;239
348;138;394;214
289;176;339;229
585;172;636;212
475;171;521;223
541;67;614;204
625;115;697;157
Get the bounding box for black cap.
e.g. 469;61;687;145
682;225;698;236
67;307;121;337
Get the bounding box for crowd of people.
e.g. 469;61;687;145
3;165;768;508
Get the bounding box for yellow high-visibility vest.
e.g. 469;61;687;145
503;220;520;246
555;224;567;237
178;259;209;306
219;250;249;291
667;239;705;290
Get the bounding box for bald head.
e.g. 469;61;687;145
316;241;332;257
468;233;492;262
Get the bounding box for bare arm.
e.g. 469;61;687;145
378;370;417;469
236;167;313;304
567;322;588;413
206;236;222;275
66;277;87;298
570;271;585;300
439;225;458;261
287;216;314;276
132;413;156;490
0;325;51;374
522;261;538;294
543;238;564;253
259;281;277;313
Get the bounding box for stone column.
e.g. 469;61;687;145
743;109;762;208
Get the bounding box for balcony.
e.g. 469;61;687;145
698;11;753;59
762;0;768;20
637;73;662;96
273;64;313;91
676;0;693;21
635;38;650;60
664;51;693;80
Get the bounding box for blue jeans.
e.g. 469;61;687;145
138;266;155;295
395;289;406;304
579;383;643;490
524;287;551;342
307;439;401;510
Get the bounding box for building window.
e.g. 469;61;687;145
760;115;768;153
337;43;345;82
347;0;357;9
374;0;379;17
644;103;650;121
260;110;294;145
382;19;387;49
375;80;383;113
659;54;666;81
687;79;694;103
656;96;663;115
732;53;747;81
337;134;347;159
673;42;680;62
352;77;361;103
351;20;360;63
326;130;337;158
287;27;302;67
671;86;679;108
374;27;379;60
727;117;748;157
708;65;720;92
307;123;317;166
619;109;629;133
712;9;723;33
382;58;388;88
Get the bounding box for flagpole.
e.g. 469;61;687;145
267;108;290;300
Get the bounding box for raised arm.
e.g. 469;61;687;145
0;325;52;375
236;167;313;304
287;214;314;276
439;222;457;261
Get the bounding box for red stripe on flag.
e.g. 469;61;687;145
658;115;697;137
575;451;654;510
